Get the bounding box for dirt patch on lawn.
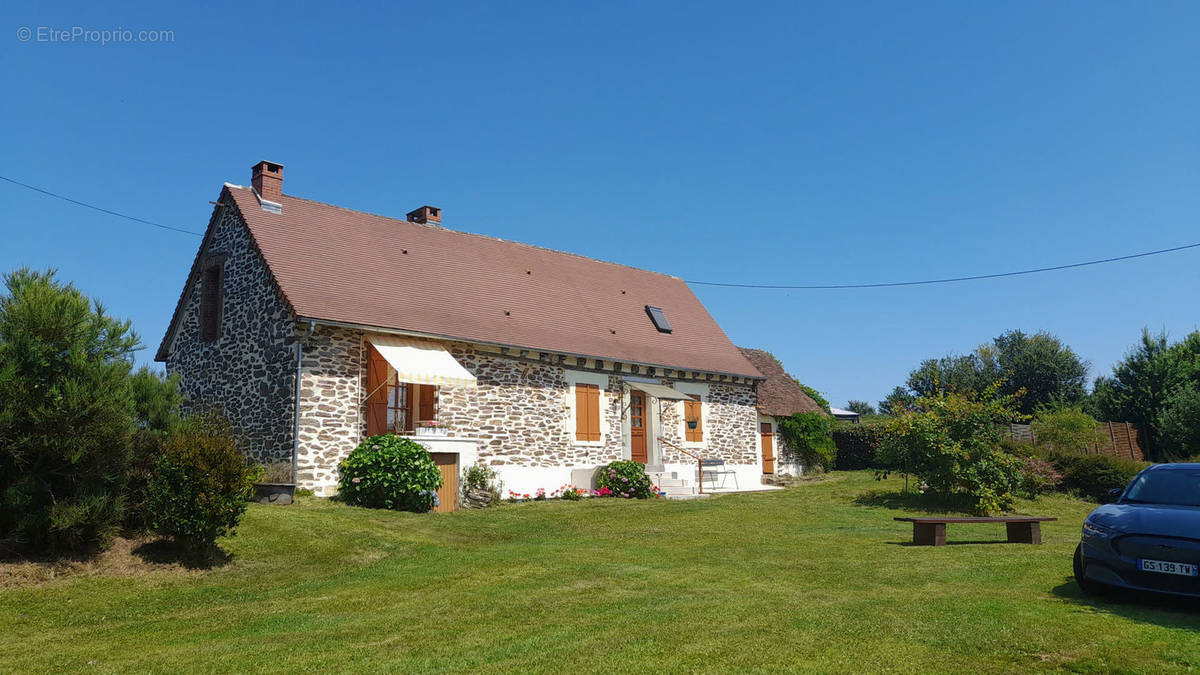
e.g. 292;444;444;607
0;536;219;589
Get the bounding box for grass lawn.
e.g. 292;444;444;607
2;471;1198;673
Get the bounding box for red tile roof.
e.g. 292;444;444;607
738;347;825;416
161;184;762;378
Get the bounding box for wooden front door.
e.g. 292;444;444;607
760;421;775;474
630;390;647;464
431;452;458;513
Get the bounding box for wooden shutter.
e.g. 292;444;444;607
684;395;703;442
366;345;389;436
418;384;436;424
200;264;222;342
575;383;601;442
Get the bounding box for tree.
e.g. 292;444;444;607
878;386;916;416
847;400;876;416
1091;329;1200;460
906;353;997;399
894;330;1087;416
991;330;1088;414
0;269;139;554
1156;384;1200;459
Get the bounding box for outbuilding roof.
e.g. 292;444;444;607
737;347;825;416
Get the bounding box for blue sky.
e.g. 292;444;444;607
2;1;1198;408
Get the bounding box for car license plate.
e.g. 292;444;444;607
1138;558;1199;577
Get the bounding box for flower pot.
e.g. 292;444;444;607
253;482;295;505
416;427;449;437
686;420;698;430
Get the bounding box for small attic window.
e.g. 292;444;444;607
645;305;672;334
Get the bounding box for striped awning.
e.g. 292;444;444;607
366;335;477;388
630;382;694;401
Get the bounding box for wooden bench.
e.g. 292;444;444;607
894;516;1057;546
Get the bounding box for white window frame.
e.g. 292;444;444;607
565;370;608;447
673;381;709;449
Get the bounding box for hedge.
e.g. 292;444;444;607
832;421;887;470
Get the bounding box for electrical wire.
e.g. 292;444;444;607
684;242;1200;289
4;172;1196;290
0;174;203;236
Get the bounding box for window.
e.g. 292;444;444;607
365;344;437;435
684;394;703;442
200;262;223;342
645;305;672;333
575;382;601;441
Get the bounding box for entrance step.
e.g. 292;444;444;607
647;471;708;498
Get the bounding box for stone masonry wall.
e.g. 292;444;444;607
164;206;296;466
293;328;760;493
657;380;759;465
296;326;363;489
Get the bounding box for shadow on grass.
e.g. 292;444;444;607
886;539;1021;547
132;539;233;570
1052;578;1200;627
854;488;978;515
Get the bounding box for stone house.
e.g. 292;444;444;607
157;161;778;508
736;347;827;476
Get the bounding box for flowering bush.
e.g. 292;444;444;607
1017;456;1062;497
596;460;655;499
337;435;442;512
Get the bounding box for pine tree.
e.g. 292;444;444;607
0;268;139;554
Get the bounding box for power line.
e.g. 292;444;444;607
0;175;203;236
4;172;1196;290
686;241;1200;290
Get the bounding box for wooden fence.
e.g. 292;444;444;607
1000;422;1147;462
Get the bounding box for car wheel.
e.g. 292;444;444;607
1074;544;1106;596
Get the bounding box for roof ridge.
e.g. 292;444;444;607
233;186;687;283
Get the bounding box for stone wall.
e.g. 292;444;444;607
292;329;762;494
296;326;363;489
163;206;296;466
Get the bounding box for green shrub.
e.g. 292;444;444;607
146;412;257;558
124;367;183;532
0;269;139;555
832;420;886;470
1156;384;1200;459
596;460;654;499
338;435;442;512
999;437;1042;459
1031;406;1108;454
461;462;503;505
1048;451;1149;502
778;412;837;470
876;389;1027;514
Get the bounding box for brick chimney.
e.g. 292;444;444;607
406;205;441;225
251;161;284;204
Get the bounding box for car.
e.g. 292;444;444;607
1074;462;1200;599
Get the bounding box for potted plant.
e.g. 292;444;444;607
686;419;699;430
416;420;450;437
253;461;296;505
